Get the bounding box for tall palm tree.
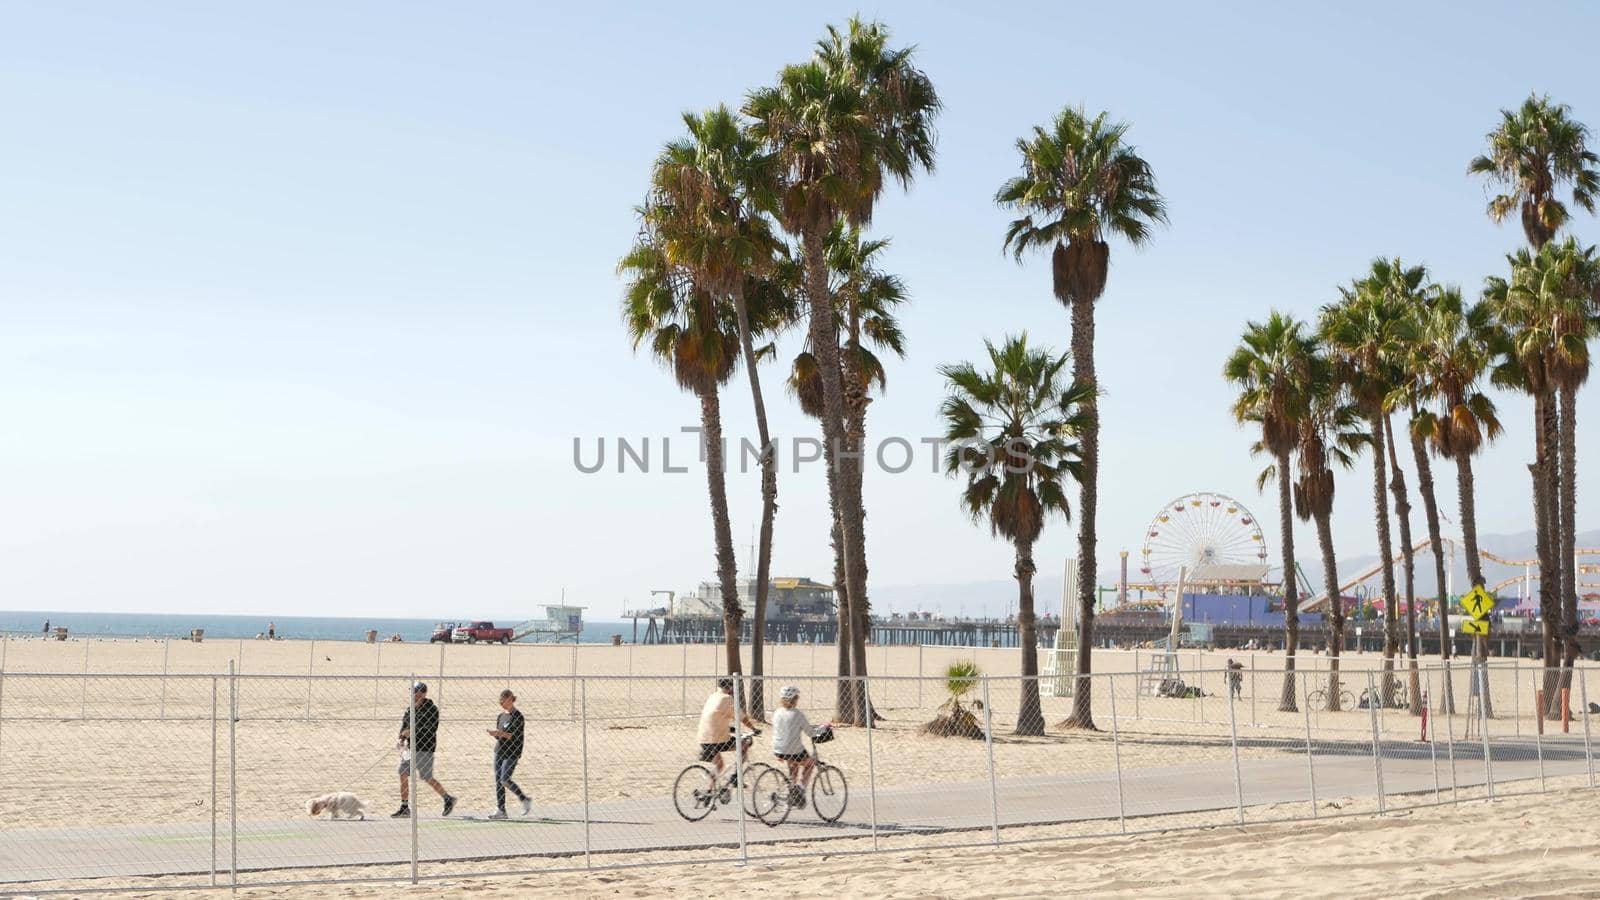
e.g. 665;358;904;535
1471;96;1600;691
996;107;1166;730
746;17;939;724
1413;285;1504;709
650;105;787;711
1321;259;1421;703
1293;360;1365;710
620;232;744;679
1225;312;1315;712
940;334;1086;735
788;222;908;712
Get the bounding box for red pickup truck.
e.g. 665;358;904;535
451;621;515;644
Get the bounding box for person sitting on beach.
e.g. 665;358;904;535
771;685;825;808
392;682;457;818
696;677;757;792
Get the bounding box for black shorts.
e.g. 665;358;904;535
775;751;810;762
698;739;737;762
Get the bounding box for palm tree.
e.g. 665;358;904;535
940;334;1086;735
788;222;908;713
1225;312;1316;712
996;107;1166;729
620;231;744;680
1320;259;1421;704
649;105;787;711
1471;96;1600;692
1412;285;1504;709
746;17;940;724
1293;359;1365;710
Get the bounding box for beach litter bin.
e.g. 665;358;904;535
190;628;204;643
365;629;378;643
53;627;69;641
611;635;622;646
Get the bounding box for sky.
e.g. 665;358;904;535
5;1;1600;622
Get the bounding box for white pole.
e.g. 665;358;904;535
373;641;382;719
581;678;591;870
732;677;748;864
1227;667;1245;825
1443;659;1459;803
1300;671;1317;818
1250;657;1257;728
864;676;879;851
681;643;688;716
238;638;244;675
982;676;999;845
1477;665;1493;799
1425;668;1440;804
409;672;418;884
160;638;170;720
1107;672;1127;833
1534;665;1546;792
229;660;237;891
627;642;634;718
1580;670;1595;789
80;638;90;720
506;641;513;688
437;641;445;706
304;639;315;722
916;643;924;709
569;642;578;720
210;675;217;887
1367;671;1386;813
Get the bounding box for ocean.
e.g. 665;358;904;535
0;610;632;644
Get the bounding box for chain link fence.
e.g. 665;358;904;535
1;656;1596;893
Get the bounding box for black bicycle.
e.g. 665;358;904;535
751;727;848;827
672;730;771;822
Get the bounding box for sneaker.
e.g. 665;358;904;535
520;797;532;816
442;795;457;817
389;805;409;818
487;810;508;820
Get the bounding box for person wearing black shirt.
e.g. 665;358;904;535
391;682;457;818
486;689;530;818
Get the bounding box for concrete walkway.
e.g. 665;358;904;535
1;736;1588;885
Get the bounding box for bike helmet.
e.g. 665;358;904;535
717;677;734;691
780;685;800;701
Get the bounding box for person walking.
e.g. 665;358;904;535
392;681;456;818
485;689;530;819
267;621;276;640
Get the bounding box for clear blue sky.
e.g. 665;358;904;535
5;1;1598;620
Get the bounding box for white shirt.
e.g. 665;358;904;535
697;691;734;744
771;706;813;756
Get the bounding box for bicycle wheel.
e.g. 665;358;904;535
1306;688;1328;708
751;765;791;827
1339;689;1355;709
740;762;774;818
672;764;717;822
810;764;849;823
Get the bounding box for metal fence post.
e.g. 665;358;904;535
1425;667;1440;804
409;672;418;884
229;660;237;892
1249;657;1257;728
437;642;445;706
581;677;591;870
1534;666;1547;792
373;642;382;719
732;677;748;864
237;638;244;675
917;644;924;710
982;676;999;845
160;638;170;721
1513;662;1520;736
865;677;879;851
569;642;578;720
1227;668;1245;825
1443;659;1458;802
1366;671;1386;813
211;674;217;887
681;644;688;716
304;639;315;722
1580;670;1595;789
1107;673;1127;833
80;638;90;720
1300;671;1317;818
1477;664;1493;800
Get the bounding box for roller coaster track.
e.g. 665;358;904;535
1300;537;1600;610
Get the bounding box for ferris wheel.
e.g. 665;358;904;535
1139;491;1268;589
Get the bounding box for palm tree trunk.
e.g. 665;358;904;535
1410;428;1453;713
729;280;777;722
1558;384;1580;683
823;438;855;723
843;296;872;723
1315;508;1344;711
1456;451;1491;717
802;220;866;726
1370;412;1399;703
1063;287;1098;730
1535;393;1560;703
1276;449;1299;713
1015;537;1044;735
698;388;743;685
1384;418;1421;715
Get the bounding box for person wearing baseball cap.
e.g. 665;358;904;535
392;681;457;818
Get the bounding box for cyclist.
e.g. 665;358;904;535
696;677;758;792
770;685;826;807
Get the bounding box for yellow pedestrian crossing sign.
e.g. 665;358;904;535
1460;586;1496;620
1460;618;1490;636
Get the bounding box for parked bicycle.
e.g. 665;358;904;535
751;727;848;827
672;729;772;822
1306;686;1356;710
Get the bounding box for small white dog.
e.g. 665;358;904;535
306;792;369;820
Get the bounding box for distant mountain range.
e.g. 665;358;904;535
868;528;1600;618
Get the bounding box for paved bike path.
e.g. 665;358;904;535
1;736;1585;884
